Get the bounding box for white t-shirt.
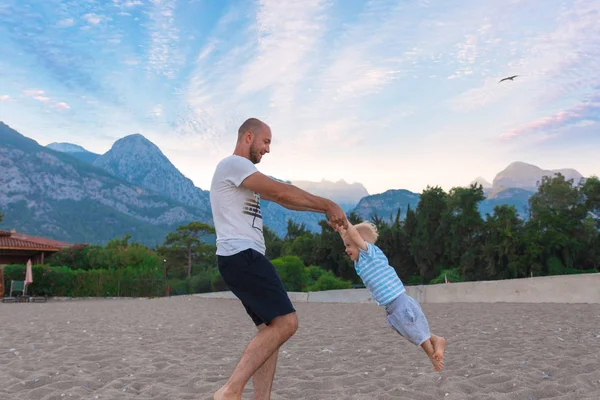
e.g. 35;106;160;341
209;155;266;256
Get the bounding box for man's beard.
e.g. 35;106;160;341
249;145;262;164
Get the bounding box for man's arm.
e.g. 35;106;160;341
270;199;324;213
241;171;347;227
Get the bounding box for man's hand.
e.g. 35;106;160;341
325;202;348;230
329;221;347;235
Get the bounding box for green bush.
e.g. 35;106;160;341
404;274;425;286
429;268;463;285
547;256;596;275
188;272;212;293
2;263;164;297
305;265;326;287
211;271;228;292
167;279;189;296
47;243;162;271
307;271;352;291
272;256;309;292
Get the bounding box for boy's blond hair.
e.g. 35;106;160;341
354;221;379;244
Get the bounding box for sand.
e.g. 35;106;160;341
1;297;600;400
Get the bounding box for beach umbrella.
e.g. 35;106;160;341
25;258;33;290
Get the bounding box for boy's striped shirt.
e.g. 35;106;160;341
354;243;405;306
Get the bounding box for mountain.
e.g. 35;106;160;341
489;161;583;198
353;187;536;222
471;176;492;188
291;179;369;211
88;135;328;236
0;122;211;245
91;134;210;210
1;121;591;244
353;189;421;221
0;124;336;241
46;142;100;164
469;176;493;197
477;188;535;217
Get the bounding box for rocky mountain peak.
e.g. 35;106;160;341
92;134;209;209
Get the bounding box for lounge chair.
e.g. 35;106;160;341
2;280;32;303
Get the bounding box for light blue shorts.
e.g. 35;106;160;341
385;292;431;346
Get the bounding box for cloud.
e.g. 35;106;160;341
24;89;45;96
500;90;600;139
450;0;600;112
54;102;71;111
57;18;74;28
22;88;71;111
112;0;143;8
0;95;11;101
83;13;103;25
144;0;181;79
2;0;599;193
235;0;330;109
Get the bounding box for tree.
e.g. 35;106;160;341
372;207;418;281
527;173;587;272
106;233;132;250
163;222;215;278
0;211;3;224
282;233;317;266
263;226;283;260
313;212;360;283
411;186;448;282
578;176;600;270
284;220;309;242
482;205;525;279
443;184;486;279
582;176;600;228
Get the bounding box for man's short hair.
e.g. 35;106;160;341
238;118;266;141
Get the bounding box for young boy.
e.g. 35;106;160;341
334;220;447;371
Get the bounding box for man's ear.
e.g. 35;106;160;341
244;131;253;143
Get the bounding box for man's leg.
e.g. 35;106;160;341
214;312;298;400
251;324;278;400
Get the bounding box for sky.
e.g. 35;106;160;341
0;0;599;195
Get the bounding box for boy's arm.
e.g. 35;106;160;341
336;223;368;251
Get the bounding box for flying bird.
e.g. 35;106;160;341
498;75;518;83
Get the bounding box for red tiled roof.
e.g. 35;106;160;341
0;236;60;251
10;233;72;249
0;230;73;251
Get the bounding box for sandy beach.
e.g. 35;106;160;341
1;296;600;400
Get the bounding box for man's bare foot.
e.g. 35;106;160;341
214;386;241;400
431;335;446;362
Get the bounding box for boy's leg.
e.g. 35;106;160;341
420;338;444;371
386;293;446;371
430;334;446;362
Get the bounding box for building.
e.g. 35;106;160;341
1;229;74;297
0;229;73;267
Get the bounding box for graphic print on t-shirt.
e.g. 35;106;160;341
243;192;263;232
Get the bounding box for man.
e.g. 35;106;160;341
210;118;347;400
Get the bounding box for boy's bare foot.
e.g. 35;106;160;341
214;386;240;400
431;335;446;362
429;355;444;371
421;337;444;372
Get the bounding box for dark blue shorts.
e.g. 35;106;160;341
217;248;296;326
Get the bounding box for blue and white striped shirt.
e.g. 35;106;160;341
355;243;406;306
